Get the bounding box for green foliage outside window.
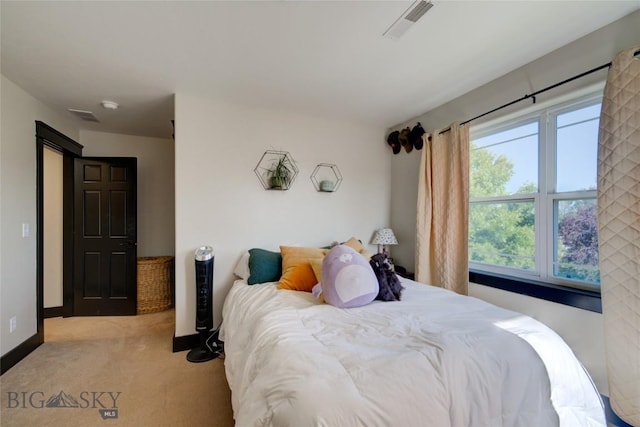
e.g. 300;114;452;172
469;142;535;270
469;141;600;285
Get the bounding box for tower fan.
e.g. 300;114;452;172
187;246;223;363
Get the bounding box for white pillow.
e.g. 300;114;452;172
233;252;250;279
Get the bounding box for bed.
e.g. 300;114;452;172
220;276;605;426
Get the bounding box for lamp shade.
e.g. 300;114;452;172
370;228;398;246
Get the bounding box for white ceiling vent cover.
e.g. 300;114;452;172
68;109;99;122
383;0;433;40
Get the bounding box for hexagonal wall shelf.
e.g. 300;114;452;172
254;150;299;191
311;163;342;192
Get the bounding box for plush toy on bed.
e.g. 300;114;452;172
369;253;404;301
319;245;379;308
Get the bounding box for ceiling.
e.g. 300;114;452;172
2;1;639;139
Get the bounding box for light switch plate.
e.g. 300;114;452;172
22;223;29;238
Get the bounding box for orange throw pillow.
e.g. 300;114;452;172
278;246;327;292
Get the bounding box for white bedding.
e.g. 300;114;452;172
221;278;604;427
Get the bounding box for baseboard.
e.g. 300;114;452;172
172;332;199;352
44;306;63;318
1;332;43;375
602;395;634;427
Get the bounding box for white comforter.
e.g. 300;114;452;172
221;278;604;427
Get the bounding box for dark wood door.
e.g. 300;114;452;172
73;157;137;316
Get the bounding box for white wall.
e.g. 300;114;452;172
174;94;390;337
43;146;63;308
387;11;640;396
0;75;79;356
79;131;175;258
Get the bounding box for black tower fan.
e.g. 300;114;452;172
187;246;222;362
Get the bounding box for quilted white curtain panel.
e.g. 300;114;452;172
597;44;640;426
415;123;469;295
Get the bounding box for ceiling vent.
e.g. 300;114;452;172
383;0;433;40
68;109;99;122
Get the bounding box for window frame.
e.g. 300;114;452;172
469;88;603;294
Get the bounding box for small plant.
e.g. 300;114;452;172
267;155;294;189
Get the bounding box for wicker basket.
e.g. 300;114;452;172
137;256;174;314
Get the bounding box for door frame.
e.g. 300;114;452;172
36;121;83;339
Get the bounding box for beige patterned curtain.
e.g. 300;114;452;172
597;44;640;426
415;123;469;295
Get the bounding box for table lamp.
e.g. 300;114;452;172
370;228;398;254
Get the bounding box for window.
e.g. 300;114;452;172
469;93;601;292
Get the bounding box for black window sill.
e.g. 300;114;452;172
469;270;602;313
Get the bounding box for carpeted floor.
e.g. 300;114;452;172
0;310;234;427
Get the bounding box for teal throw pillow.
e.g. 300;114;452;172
247;248;282;285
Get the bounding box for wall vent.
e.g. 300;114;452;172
68;109;99;122
383;0;433;40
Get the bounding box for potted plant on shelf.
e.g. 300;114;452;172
267;155;294;189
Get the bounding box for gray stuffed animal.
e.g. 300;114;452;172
369;253;404;301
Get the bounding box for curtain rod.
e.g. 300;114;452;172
435;61;612;136
462;61;612;125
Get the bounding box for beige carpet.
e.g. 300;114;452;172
0;310;234;427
